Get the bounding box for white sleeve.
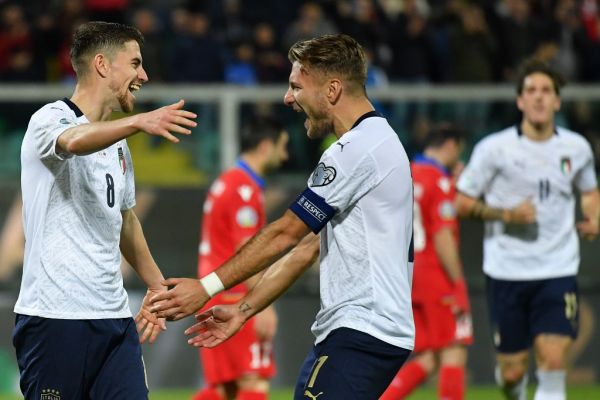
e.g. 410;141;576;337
30;107;75;161
574;140;598;192
309;151;378;213
122;142;136;210
456;138;497;198
289;151;379;233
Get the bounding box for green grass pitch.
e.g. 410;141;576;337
0;385;598;399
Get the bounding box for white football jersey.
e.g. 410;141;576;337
457;126;597;280
290;114;415;350
16;99;136;319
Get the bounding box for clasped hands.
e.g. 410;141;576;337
135;278;245;348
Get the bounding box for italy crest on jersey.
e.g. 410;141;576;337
560;157;571;175
118;147;126;174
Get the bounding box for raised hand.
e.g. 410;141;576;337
136;99;197;143
577;217;599;241
185;304;246;348
135;288;167;344
150;277;210;321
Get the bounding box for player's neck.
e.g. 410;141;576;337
71;83;112;122
239;154;265;177
423;148;450;169
333;97;375;139
520;120;554;141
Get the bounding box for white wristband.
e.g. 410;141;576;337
199;272;225;298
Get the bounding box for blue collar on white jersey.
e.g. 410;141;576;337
236;159;265;190
413;154;450;176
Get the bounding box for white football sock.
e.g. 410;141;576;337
495;366;528;400
534;370;566;400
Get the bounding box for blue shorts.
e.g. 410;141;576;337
294;328;411;400
486;275;579;353
13;314;148;400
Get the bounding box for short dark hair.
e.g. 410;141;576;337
70;21;144;78
240;115;285;153
288;34;367;94
516;58;566;95
423;123;464;149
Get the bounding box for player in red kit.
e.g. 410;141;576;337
381;125;472;400
193;116;289;400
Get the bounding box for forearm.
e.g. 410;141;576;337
237;233;320;320
433;227;463;283
120;209;164;288
57;115;141;155
215;210;310;290
581;189;600;222
456;193;508;222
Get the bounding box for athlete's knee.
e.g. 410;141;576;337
500;364;527;386
237;375;270;393
414;351;437;375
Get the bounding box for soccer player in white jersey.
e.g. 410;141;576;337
150;34;415;399
13;21;196;399
455;58;600;400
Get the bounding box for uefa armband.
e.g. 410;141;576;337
199;272;225;298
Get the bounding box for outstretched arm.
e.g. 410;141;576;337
120;209;167;344
57;100;197;155
185;233;320;348
150;210;311;320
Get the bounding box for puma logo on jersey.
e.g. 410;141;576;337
304;390;324;399
336;141;349;152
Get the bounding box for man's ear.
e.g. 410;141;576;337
327;79;342;105
93;53;109;78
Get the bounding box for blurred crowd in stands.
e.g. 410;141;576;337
3;0;600;85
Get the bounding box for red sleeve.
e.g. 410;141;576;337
426;174;458;235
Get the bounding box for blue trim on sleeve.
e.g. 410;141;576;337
289;187;336;233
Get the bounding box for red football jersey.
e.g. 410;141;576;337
198;162;266;296
411;157;459;303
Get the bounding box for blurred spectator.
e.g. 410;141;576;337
253;22;288;83
0;3;43;81
447;2;496;82
85;0;128;24
334;0;389;68
282;2;338;50
493;0;548;80
224;42;257;85
212;0;253;47
167;10;223;83
132;7;166;82
384;0;438;82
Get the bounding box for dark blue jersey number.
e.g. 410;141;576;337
106;173;115;208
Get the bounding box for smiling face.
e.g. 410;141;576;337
283;61;333;139
517;72;560;129
107;40;148;113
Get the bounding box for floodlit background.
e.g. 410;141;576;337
1;0;600;398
